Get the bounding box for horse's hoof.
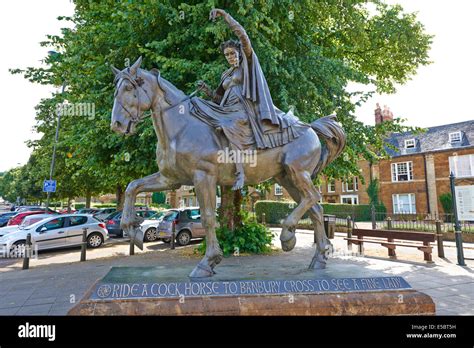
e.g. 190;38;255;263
126;228;144;250
281;235;296;252
311;260;327;270
189;263;214;278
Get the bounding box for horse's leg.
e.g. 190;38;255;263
121;172;179;250
277;166;320;252
189;170;222;278
276;176;331;269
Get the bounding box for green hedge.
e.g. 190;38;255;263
254;200;386;223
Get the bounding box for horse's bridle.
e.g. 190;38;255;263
114;68;153;134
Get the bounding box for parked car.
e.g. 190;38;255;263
0;214;51;237
140;211;168;242
0;212;17;227
93;208;117;222
156;207;206;246
76;208;101;215
106;210;157;238
7;210;57;226
16;206;57;214
0;214;109;257
58;208;76;214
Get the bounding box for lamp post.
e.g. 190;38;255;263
45;51;66;210
449;172;466;266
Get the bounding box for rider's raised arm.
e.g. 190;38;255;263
223;13;252;58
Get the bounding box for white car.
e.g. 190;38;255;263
0;214;51;237
0;214;109;257
140;211;168;242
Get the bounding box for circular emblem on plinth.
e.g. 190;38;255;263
97;284;112;298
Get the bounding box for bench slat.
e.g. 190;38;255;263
351;229;435;242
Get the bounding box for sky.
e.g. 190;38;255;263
0;0;473;172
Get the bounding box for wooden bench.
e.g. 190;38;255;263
344;228;436;262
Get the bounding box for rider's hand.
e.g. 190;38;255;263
196;80;208;90
209;9;226;21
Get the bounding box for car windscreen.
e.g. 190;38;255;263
20;216;49;229
163;211;178;221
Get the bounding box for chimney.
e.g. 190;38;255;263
374;103;383;125
374;103;394;124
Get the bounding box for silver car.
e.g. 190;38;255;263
0;214;109;257
157;207;206;246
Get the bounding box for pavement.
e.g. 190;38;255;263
0;227;473;316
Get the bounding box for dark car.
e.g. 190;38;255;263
105;210;156;237
76;208;101;215
0;212;17;227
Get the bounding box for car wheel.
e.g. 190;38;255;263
87;233;104;248
176;230;191;246
162;238;171;243
11;241;27;258
144;227;158;242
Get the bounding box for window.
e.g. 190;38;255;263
391;162;413;182
163;211;179;221
69;216;87;226
341;195;359;205
449;154;474;177
342;177;358;192
405;139;416;149
38;218;65;231
275;184;283;196
449;132;462;143
327;180;336;193
392;194;416;214
186;209;201;220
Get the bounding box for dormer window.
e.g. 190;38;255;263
405;139;416;149
449;132;462;143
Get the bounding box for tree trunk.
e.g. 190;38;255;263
85;190;92;208
116;185;125;210
218;185;235;231
67;196;72;213
233;189;243;229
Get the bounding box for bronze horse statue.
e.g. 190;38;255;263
110;56;346;278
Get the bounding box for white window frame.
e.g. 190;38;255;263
404;139;416;149
449;131;462;143
392;193;416;214
391;161;413;182
274;183;283;196
327;180;335;193
341;195;359;205
449;154;474;178
342;177;359;192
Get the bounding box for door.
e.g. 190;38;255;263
186;209;206;237
34;217;67;250
65;215;89;245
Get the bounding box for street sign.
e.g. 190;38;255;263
43;180;57;193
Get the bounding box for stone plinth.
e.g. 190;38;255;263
68;267;435;316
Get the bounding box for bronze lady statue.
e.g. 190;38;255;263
191;9;307;190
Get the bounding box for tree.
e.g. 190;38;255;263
11;0;431;228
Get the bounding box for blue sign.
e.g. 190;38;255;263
43;180;57;193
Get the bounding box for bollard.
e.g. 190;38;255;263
22;233;32;270
386;217;392;230
171;221;176;250
346;216;352;251
262;213;266;226
435;220;445;258
371;204;376;230
80;228;87;262
129;236;135;255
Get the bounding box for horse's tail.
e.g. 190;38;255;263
310;114;346;178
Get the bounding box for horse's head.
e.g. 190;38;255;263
110;56;154;136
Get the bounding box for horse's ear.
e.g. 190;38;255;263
129;56;143;75
110;65;121;76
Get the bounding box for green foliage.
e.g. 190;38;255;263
197;220;274;257
439;193;453;214
6;0;431;204
367;178;381;205
254;200;386;223
152;192;166;204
